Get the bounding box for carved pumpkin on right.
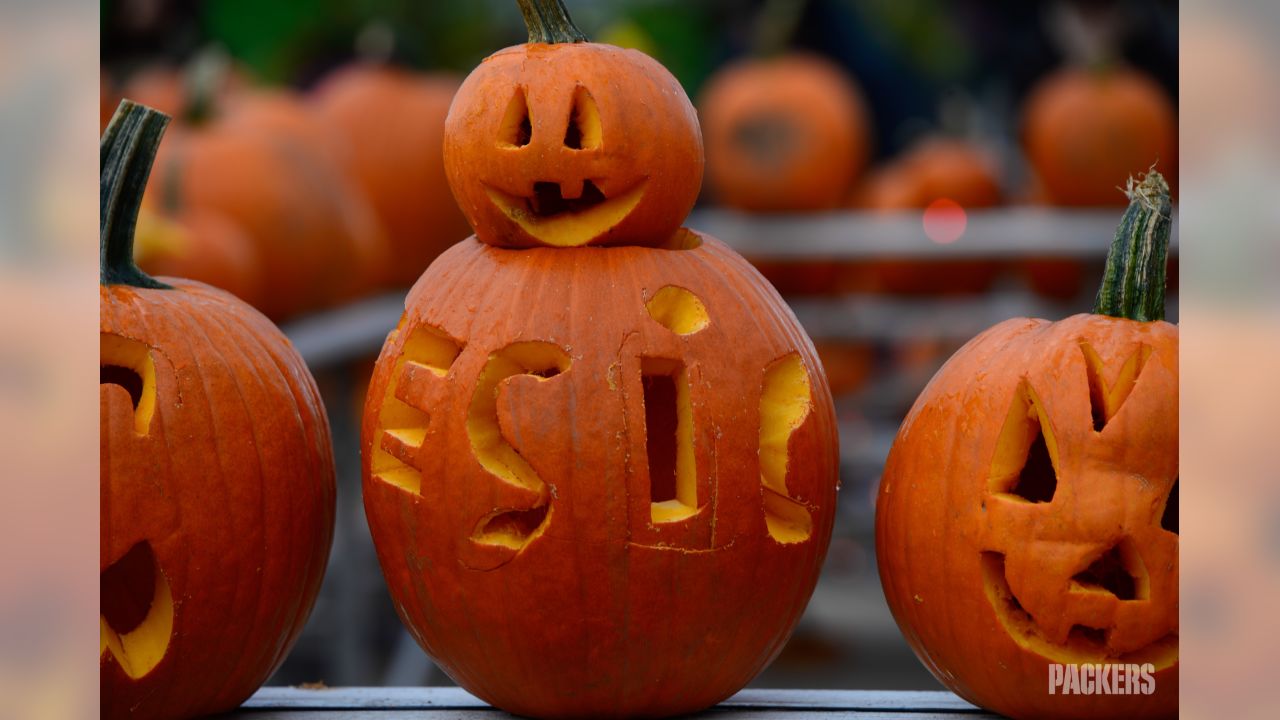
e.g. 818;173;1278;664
876;171;1177;720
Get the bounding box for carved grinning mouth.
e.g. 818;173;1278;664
100;540;174;679
484;179;647;247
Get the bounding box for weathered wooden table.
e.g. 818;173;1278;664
227;687;1001;718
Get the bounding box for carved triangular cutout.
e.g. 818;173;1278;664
1072;542;1140;600
1080;341;1152;431
1161;477;1178;534
499;87;532;147
564;86;601;150
1010;429;1057;503
989;382;1058;503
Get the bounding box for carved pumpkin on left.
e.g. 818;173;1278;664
100;101;336;720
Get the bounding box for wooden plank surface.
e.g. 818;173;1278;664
227;687;1000;718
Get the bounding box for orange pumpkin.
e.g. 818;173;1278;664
1023;67;1176;206
143;93;381;320
700;54;870;212
852;138;1003;295
314;65;470;284
442;11;703;249
120;61;251;122
100;101;335;720
362;3;839;716
133;205;265;308
219;89;390;298
852;138;1002;210
876;171;1177;719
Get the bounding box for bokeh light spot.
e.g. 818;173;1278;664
923;198;967;245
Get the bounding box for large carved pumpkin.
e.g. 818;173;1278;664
362;3;839;717
101;101;336;720
876;172;1178;719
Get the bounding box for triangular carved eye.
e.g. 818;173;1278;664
1080;341;1152;431
564;86;601;150
989;382;1058;504
499;87;532;147
1160;477;1178;534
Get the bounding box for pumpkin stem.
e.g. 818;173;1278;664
1092;169;1172;322
101;100;172;289
517;0;588;44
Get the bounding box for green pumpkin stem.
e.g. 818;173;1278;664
101;100;172;289
1092;169;1172;322
517;0;588;44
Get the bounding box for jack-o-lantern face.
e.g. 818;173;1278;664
443;42;703;248
877;314;1179;720
362;231;839;718
100;101;336;720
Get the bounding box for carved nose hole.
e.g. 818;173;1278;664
564;86;601;150
500;87;532;147
101;365;143;410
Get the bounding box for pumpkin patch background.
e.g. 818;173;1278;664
98;0;1179;700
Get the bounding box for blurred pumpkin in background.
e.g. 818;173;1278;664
1023;67;1176;207
700;54;870;212
119;58;253;121
314;64;470;285
852;138;1002;210
132;205;265;309
852;138;1002;295
219;89;390;299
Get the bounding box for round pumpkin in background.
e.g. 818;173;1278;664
876;171;1178;719
441;9;703;249
1023;67;1176;207
220;89;390;299
700;54;870;212
143;89;384;320
100;101;335;720
314;64;470;285
132;205;265;309
852;138;1002;210
362;3;839;717
852;138;1003;295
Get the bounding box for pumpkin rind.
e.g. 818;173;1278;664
362;232;839;718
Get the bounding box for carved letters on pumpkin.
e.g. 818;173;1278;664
375;288;821;566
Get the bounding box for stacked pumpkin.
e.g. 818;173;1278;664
115;55;471;321
359;1;840;716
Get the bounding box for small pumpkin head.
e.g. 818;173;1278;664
876;172;1178;720
100;101;335;720
443;0;703;248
